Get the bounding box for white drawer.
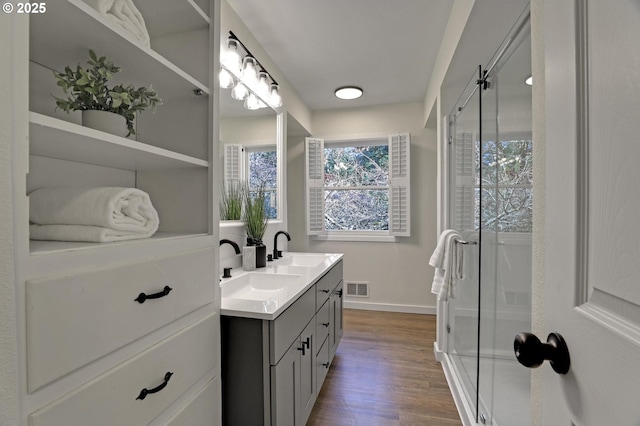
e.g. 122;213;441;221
26;248;216;392
29;313;219;426
165;377;220;426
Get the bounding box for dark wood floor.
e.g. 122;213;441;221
307;309;462;426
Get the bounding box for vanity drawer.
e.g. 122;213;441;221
29;314;219;426
315;260;343;310
316;335;330;394
165;377;220;426
269;285;315;365
26;247;216;392
316;299;330;347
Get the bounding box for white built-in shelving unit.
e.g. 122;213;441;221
6;0;222;423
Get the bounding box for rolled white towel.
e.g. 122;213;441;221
29;187;159;242
83;0;115;14
84;0;150;47
30;224;155;243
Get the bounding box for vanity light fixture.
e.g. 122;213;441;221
335;86;363;100
220;31;283;110
525;76;533;86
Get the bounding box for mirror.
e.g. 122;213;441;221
220;94;282;222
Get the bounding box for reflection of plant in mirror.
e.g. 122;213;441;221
220;180;246;221
243;184;269;244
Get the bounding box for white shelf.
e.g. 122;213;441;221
29;232;209;256
29;112;209;171
30;0;209;101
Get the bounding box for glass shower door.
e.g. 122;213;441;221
447;69;482;421
478;14;533;425
447;10;532;425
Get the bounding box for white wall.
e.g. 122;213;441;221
288;103;439;313
220;0;311;132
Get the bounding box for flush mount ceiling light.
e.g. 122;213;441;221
219;31;283;110
335;86;363;100
525;76;533;86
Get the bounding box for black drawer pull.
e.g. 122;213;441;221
135;286;172;304
320;289;330;294
136;372;173;400
322;362;330;369
322;322;330;327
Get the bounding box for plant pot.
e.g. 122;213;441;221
82;110;129;138
247;238;267;268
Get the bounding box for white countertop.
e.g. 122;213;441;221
220;252;344;320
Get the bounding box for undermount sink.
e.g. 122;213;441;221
221;272;302;301
276;253;330;268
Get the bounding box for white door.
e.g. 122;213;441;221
539;0;640;424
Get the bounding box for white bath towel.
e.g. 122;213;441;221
429;229;461;301
29;187;159;243
30;224;155;243
85;0;150;47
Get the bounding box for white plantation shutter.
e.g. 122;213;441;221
389;133;410;236
224;144;244;185
454;132;475;231
305;137;324;235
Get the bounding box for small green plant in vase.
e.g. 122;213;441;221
243;185;269;267
53;49;161;137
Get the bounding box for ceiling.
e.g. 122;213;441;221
225;0;455;112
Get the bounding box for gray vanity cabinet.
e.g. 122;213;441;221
272;319;316;425
221;260;343;426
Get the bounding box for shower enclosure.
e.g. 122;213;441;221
438;10;532;426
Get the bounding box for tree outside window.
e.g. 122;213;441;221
476;137;533;232
323;143;389;231
247;147;277;219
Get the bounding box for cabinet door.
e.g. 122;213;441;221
271;341;299;426
299;320;316;425
329;281;344;358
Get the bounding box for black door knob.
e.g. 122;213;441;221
514;332;570;375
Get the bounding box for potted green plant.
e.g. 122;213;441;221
220;180;245;221
53;49;161;137
243;184;269;268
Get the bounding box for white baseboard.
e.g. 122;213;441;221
343;300;436;315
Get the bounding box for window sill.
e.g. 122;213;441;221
311;233;398;243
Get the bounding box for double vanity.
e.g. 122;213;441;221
220;252;344;425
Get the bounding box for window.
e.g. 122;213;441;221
305;134;410;239
476;136;532;232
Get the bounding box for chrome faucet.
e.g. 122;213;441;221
219;239;241;254
273;231;291;259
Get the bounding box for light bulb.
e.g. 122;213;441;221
268;84;282;108
231;82;248;100
221;38;241;74
242;57;258;89
219;68;234;89
244;92;261;110
257;71;270;99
